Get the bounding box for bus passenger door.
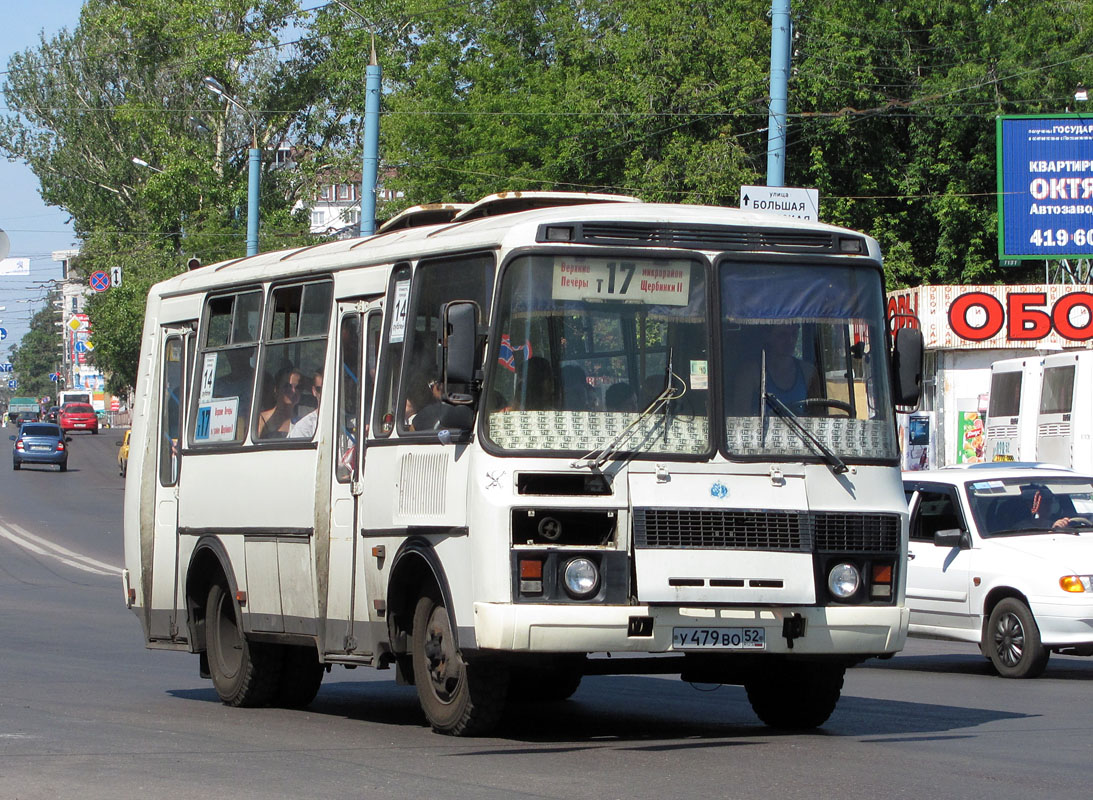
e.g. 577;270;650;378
325;300;381;655
150;326;192;642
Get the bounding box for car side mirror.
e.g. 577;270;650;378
933;527;968;548
65;436;72;443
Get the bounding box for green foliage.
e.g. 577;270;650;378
11;302;64;401
4;0;1093;394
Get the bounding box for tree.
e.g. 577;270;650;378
11;300;64;402
1;0;323;392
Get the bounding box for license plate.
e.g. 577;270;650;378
29;446;51;452
74;423;86;427
673;626;766;650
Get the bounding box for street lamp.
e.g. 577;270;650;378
131;156;165;174
203;76;260;257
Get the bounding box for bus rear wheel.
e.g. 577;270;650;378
206;582;281;707
744;661;844;729
411;591;508;736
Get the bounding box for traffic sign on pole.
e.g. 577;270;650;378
0;327;7;341
110;266;122;287
90;271;110;292
7;379;16;389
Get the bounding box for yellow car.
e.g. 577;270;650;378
117;429;131;477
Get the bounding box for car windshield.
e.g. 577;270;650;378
966;475;1093;535
483;252;710;458
21;424;60;437
719;260;897;463
65;404;94;414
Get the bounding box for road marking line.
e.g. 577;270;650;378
0;523;120;576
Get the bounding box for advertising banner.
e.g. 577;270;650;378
997;115;1093;260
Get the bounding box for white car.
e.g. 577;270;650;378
903;463;1093;678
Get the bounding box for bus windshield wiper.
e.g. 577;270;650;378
571;377;683;470
763;392;848;475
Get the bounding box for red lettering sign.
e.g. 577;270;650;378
949;293;1005;341
1052;292;1093;340
946;290;1093;342
1006;292;1051;340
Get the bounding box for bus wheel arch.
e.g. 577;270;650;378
185;537;239;655
386;540;456;674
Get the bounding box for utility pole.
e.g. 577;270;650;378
766;0;792;187
360;39;382;237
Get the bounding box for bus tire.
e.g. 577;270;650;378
273;644;325;708
986;598;1049;679
745;661;844;729
206;582;282;707
411;591;508;736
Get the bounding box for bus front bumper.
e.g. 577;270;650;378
472;602;909;656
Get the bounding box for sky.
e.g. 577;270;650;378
0;0;84;363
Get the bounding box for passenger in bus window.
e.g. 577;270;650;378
407;379;442;429
561;365;595;410
288;368;323;438
605;382;638;412
515;357;555;410
257;367;302;438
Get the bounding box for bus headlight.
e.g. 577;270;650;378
563;558;600;598
827;562;861;599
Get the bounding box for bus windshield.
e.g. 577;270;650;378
484;252;710;457
720;260;896;462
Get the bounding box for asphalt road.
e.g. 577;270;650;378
1;424;1090;799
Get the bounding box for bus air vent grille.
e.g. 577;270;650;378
633;509;809;551
573;223;837;253
1038;422;1070;437
398;452;447;516
812;512;900;552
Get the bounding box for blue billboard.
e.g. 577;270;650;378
997;114;1093;260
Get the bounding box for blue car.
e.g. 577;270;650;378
11;423;70;471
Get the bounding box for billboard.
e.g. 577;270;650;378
997;114;1093;261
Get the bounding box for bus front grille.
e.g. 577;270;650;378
812;512;900;552
633;509;900;553
633;509;809;551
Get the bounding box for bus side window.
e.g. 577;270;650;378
193;290;261;445
374;264;412;437
397;253;494;433
254;280;332;441
160;336;184;486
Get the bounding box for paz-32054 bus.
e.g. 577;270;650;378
122;193;923;735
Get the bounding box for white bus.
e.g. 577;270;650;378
984;356;1042;462
122;193;923;735
1036;350;1093;470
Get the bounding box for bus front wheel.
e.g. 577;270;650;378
411;591;508;736
206;582;281;707
744;661;844;729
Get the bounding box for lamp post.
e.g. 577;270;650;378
131;156;164;174
203;76;261;257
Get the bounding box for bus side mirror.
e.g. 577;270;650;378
441;300;482;401
892;326;924;409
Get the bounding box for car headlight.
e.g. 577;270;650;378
1060;575;1093;593
563;557;599;599
827;562;861;599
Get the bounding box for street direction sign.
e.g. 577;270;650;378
75;341;89;354
90;271;110;292
49;372;59;382
7;379;16;389
739;185;820;223
110;266;122;287
0;363;12;372
0;327;7;341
